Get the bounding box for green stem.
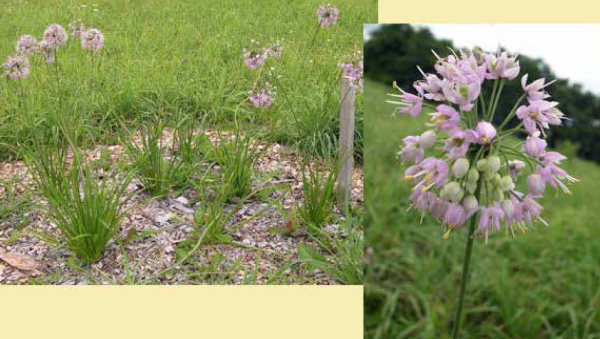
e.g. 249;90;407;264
498;94;526;131
489;79;506;122
486;79;498;120
452;177;482;339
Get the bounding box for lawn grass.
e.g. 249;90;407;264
364;79;600;339
0;0;374;160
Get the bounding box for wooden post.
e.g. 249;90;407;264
337;77;355;215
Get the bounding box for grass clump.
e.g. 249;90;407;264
212;131;263;201
296;159;338;229
27;133;134;264
122;119;189;196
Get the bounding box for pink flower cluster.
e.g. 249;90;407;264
243;40;283;69
3;54;30;79
81;28;105;52
339;50;363;89
391;49;577;240
248;82;275;109
316;4;339;27
3;22;105;80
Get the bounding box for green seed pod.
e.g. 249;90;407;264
487;156;501;173
467;168;479;182
483;170;495;181
466;181;477;194
493;187;504;202
498;175;515;192
462;195;478;211
452;158;470;179
441;181;463;203
476;158;488;172
491;173;501;186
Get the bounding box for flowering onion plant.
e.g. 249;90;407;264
388;48;578;338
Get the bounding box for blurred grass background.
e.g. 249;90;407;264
364;78;600;338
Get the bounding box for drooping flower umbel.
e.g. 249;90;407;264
16;35;38;56
81;28;105;52
3;54;30;79
248;82;276;109
389;48;577;240
42;24;68;49
243;39;267;69
316;4;339;27
339;50;364;89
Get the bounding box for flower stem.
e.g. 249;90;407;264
451;179;481;339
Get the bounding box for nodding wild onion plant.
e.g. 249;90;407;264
122;119;189;197
212;132;263;201
26;129;135;264
388;48;578;338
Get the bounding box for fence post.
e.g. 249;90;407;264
337;77;355;215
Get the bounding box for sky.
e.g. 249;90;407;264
364;24;600;95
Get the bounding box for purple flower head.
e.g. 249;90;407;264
339;51;363;89
444;203;467;227
265;40;283;59
523;131;547;158
430;104;460;132
248;82;275;109
521;74;555;101
3;54;30;79
81;28;104;52
443;130;471;160
16;35;38;56
467;121;497;145
388;82;423;116
316;4;339;27
527;173;545;198
38;40;56;63
441;78;481;111
394;47;576;238
43;24;68;50
516;100;565;135
477;205;505;232
485;51;520;80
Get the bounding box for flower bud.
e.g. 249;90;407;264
493;187;504;202
491;173;501;186
452;158;470;179
487;156;501;173
462;195;478;211
476;158;488;172
419;130;437;149
483;170;495;181
498;175;515;192
500;200;515;218
440;181;464;203
527;173;545;197
467;168;479;182
466;181;477;194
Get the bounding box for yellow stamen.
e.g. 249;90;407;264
443;226;454;239
405;175;415;180
481;136;489;144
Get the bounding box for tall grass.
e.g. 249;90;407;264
363;79;600;338
297;159;338;229
0;0;374;161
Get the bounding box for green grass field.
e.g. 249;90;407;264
0;0;374;160
364;79;600;338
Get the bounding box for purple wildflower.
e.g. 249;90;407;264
248;82;275;109
16;35;38;56
69;19;86;37
43;24;68;50
81;28;105;52
316;4;339;27
3;54;30;79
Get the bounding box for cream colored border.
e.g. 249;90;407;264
0;286;363;338
379;0;600;23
